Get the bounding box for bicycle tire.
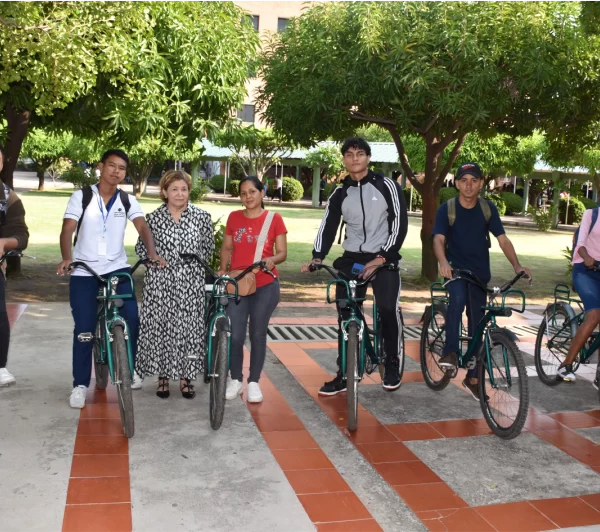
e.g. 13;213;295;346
398;309;406;384
534;306;572;386
112;324;134;438
420;305;451;391
93;321;108;390
479;329;529;439
346;321;360;432
210;319;229;430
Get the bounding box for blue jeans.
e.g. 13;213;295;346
443;279;487;378
69;268;139;387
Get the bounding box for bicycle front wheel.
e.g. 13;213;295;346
420;305;451;391
346;322;360;432
93;321;108;390
112;324;134;438
210;319;229;431
479;329;529;439
534;306;573;386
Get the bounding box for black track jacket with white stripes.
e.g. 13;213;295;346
312;171;408;263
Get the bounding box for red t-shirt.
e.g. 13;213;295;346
226;210;287;288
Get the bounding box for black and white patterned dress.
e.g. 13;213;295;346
135;203;214;379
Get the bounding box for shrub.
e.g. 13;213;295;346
211;217;225;271
282;177;304;201
581;197;597;210
324;182;340;200
439;187;458;204
500;191;523;215
486;194;506;216
63;165;96;189
403;187;422;211
189;179;209;203
228;180;241;198
558;197;585;225
528;205;554;232
209;174;226;192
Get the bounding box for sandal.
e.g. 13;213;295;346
180;378;196;399
156;377;170;399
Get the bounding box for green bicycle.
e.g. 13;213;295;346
180;254;274;430
70;259;149;438
308;262;405;432
421;269;530;439
535;282;600;393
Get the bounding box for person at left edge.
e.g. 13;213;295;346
57;149;166;409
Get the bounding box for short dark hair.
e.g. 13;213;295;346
341;137;371;156
101;149;129;165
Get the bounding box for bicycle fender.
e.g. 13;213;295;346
545;302;578;338
489;327;519;344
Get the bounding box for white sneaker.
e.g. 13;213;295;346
131;372;142;390
556;364;576;383
70;385;87;409
247;382;263;403
0;368;16;386
225;377;243;400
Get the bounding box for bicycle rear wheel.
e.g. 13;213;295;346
112;324;134;438
534;306;573;386
93;321;108;390
479;329;529;439
210;319;229;430
420;305;451;391
346;322;360;432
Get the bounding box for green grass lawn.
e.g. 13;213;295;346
9;189;574;304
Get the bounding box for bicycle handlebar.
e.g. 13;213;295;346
308;262;399;287
443;269;529;295
67;258;154;282
179;254;277;280
0;250;36;266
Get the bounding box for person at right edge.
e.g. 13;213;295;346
432;162;531;399
302;137;408;394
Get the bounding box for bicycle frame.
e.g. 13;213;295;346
203;278;233;376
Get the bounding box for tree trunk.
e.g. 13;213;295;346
0;103;32;189
420;182;440;282
36;166;45;191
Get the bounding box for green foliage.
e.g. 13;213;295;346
354;125;393;143
304;145;344;179
439;187;458;204
210;174;226;193
563;246;574;277
228;180;241;198
403;187;422;211
581;197;598;210
282;177;304;202
215;126;296;180
500;192;523;215
63;166;96;189
559;197;585;225
210;217;225;272
189;179;209;203
486;194;506;216
528;205;554;232
324;182;340;200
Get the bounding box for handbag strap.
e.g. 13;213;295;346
253;211;275;263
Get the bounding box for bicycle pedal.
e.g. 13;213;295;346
77;333;94;342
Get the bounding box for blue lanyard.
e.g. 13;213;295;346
97;189;119;234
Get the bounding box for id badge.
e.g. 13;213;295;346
98;236;108;256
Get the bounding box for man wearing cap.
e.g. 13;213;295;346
432;162;531;398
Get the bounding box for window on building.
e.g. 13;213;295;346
237;104;255;123
250;15;259;31
277;18;289;32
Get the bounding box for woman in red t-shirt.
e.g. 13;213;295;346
219;176;287;403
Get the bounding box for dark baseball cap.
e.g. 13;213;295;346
455;162;483;180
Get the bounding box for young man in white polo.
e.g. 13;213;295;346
57;149;164;408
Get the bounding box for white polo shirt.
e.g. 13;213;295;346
64;185;144;276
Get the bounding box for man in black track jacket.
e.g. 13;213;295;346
302;137;408;394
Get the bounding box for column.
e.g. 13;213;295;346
312;167;321;208
552;171;560;228
522;178;530;213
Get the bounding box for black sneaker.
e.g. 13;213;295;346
382;356;401;391
438;352;458;369
318;373;347;396
462;378;489;402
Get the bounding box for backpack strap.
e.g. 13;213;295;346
119;189;131;216
590;207;599;234
478;197;492;223
447;197;456;226
74;186;94;245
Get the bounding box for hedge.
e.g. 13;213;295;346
500;191;523;215
282;177;304;201
228;180;241;198
324;182;340;200
403;187;422;211
559;197;585;225
439;187;458;204
486;194;507;216
209;174;226;192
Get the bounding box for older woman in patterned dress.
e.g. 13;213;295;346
135;170;214;399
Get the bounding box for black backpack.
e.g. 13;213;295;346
74;186;131;244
